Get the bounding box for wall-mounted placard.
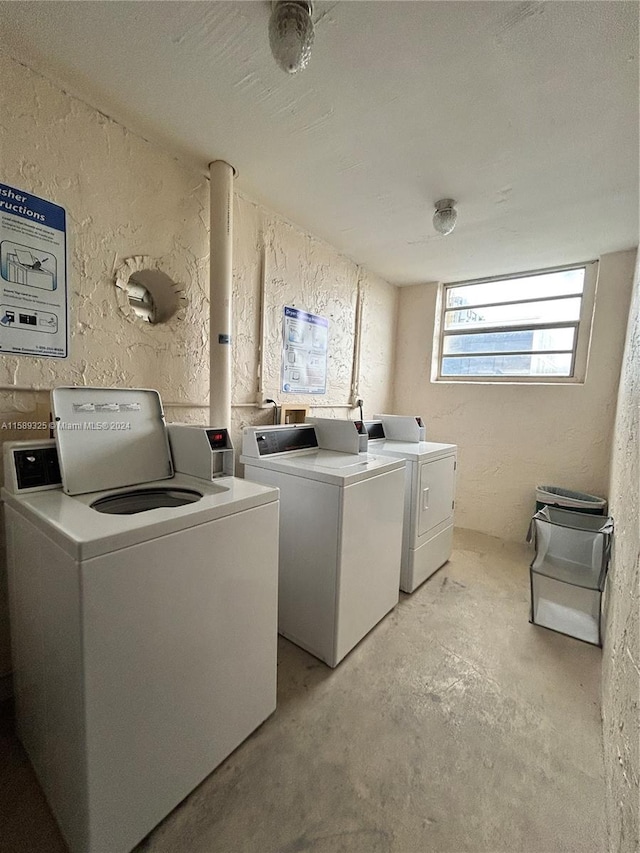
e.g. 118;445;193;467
281;306;328;395
0;182;68;358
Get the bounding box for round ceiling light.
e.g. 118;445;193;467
269;0;314;74
433;198;458;236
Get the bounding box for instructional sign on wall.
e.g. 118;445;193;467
0;182;68;358
281;306;328;394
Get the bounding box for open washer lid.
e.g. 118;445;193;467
51;387;173;495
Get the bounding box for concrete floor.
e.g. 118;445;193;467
0;530;604;853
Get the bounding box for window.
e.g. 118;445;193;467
436;262;598;383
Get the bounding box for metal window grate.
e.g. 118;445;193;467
437;262;598;382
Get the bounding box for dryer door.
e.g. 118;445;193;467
418;455;456;537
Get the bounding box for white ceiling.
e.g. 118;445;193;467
1;1;638;285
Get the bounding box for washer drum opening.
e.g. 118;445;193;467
91;488;203;515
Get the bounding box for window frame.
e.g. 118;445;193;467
433;261;598;385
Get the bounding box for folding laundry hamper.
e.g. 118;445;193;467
527;506;614;646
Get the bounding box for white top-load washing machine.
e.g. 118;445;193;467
2;387;279;853
241;418;405;668
366;415;457;593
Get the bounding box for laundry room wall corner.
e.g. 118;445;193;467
229;191;399;455
392;250;636;542
357;267;399;414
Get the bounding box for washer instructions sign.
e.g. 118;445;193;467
0;182;68;358
281;306;329;394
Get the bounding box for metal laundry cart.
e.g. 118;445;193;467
527;506;614;646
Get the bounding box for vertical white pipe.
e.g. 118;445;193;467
209;160;235;428
256;242;267;401
350;274;364;407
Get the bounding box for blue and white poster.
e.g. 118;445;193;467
0;182;68;358
281;306;328;394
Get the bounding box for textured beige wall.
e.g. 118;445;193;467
393;250;636;541
229;198;398;435
0;53;212;407
0;52;398;677
603;252;640;852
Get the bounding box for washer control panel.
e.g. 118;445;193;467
168;424;234;478
364;420;386;440
255;426;318;456
3;440;61;494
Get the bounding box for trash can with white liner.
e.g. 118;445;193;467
527;506;613;646
535;485;607;515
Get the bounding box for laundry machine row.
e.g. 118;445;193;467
239;414;457;667
3;395;457;851
2;387;280;853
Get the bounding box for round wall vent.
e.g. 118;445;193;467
114;257;187;325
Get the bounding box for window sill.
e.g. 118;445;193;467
432;376;586;386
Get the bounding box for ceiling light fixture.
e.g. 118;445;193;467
433;198;458;236
269;0;314;75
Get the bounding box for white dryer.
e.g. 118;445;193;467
241;420;405;668
2;387;279;853
366;416;457;593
